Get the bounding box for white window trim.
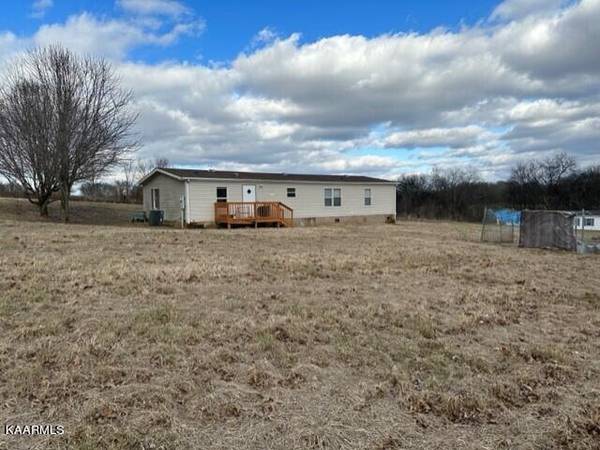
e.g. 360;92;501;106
324;187;341;207
151;188;160;210
364;188;372;206
216;186;228;202
185;181;191;224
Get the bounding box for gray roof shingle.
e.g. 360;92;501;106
159;168;392;183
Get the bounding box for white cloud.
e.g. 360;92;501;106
117;0;190;18
118;0;600;178
491;0;566;21
30;0;53;19
318;155;399;172
383;126;493;149
494;0;600;81
3;0;600;179
250;27;279;48
0;32;25;61
33;13;203;60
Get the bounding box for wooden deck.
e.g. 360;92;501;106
214;201;293;228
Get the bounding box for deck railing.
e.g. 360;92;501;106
214;201;293;227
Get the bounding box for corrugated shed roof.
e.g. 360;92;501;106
159;168;392;183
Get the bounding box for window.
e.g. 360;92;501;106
333;188;341;206
364;188;371;206
324;188;332;206
216;187;227;202
324;188;341;207
576;218;581;227
585;218;595;227
151;188;160;209
287;187;296;198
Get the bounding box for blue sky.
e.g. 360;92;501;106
6;1;500;63
0;0;599;180
136;0;499;63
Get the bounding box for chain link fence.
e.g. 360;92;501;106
481;208;600;253
480;208;520;244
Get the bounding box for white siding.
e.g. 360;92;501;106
188;179;396;223
187;181;245;223
142;174;184;221
575;215;600;231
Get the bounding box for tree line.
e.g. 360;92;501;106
79;157;168;203
0;45;137;221
0;157;167;204
397;153;600;222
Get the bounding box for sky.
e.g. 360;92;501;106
1;0;599;180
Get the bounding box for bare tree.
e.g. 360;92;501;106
538;152;576;186
136;157;169;181
4;46;138;221
136;159;151;182
539;153;576;208
510;161;541;186
508;161;542;209
509;153;576;209
120;159;137;201
396;174;429;217
431;167;481;219
0;77;60;216
154;157;169;169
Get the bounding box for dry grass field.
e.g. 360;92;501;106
0;197;140;226
1;198;599;449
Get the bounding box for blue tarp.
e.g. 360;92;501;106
490;209;521;225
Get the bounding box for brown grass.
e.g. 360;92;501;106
0;197;139;225
1;198;599;449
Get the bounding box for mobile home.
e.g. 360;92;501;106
574;210;600;231
140;168;396;227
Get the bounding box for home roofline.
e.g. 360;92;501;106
183;176;396;185
138;168;184;185
574;210;600;216
140;168;396;185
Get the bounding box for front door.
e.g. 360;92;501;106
242;184;256;202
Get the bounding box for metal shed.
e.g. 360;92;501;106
519;210;577;251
